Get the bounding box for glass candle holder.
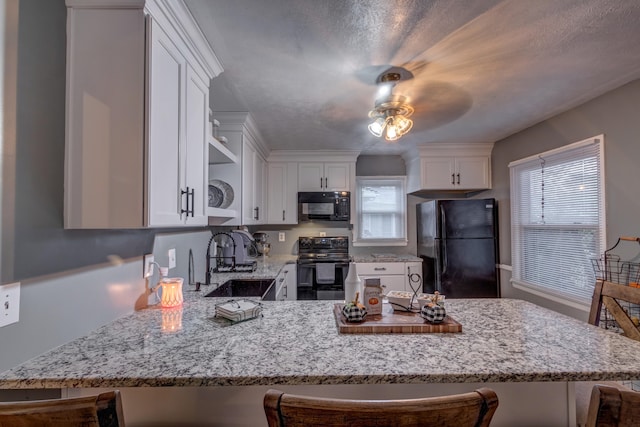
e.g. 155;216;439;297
156;277;184;308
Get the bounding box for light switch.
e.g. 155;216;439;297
168;248;176;269
0;282;20;328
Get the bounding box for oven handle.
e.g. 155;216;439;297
297;262;350;267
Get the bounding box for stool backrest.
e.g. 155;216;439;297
264;387;498;427
588;280;640;341
586;384;640;427
0;390;124;427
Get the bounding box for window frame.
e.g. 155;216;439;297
353;176;408;247
509;135;606;309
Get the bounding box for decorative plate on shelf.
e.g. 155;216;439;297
209;179;234;209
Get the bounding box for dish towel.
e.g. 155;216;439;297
315;263;336;284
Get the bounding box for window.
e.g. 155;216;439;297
354;177;407;246
509;135;605;305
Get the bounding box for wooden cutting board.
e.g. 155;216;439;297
333;303;462;334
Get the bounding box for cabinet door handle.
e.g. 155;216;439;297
324;177;328;188
282;210;285;221
320;177;323;188
374;267;387;271
181;187;194;217
284;285;287;298
451;174;455;185
456;173;460;185
189;187;194;216
254;207;260;220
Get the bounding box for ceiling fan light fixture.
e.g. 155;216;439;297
394;114;413;134
367;117;386;137
367;93;414;142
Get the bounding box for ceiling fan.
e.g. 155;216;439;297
367;71;415;142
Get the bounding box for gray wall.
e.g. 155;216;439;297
484;78;640;320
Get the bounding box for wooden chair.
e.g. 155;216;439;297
588;280;640;339
263;387;499;427
0;390;124;427
586;384;640;426
577;280;640;426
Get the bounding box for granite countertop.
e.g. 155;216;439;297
352;254;422;263
3;296;640;389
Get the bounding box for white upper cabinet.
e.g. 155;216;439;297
242;136;267;225
267;162;298;224
64;0;223;228
209;112;269;226
405;143;493;194
298;162;352;191
183;66;210;225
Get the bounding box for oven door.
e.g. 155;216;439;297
297;262;348;300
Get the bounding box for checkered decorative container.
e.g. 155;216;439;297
421;304;446;323
342;304;367;322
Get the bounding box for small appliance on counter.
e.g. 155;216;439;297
253;232;271;256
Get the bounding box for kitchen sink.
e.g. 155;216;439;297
204;279;276;301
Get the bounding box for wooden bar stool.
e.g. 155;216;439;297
264;387;499;427
586;384;640;426
576;280;640;426
0;390;124;426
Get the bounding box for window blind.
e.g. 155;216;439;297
509;136;605;303
355;177;407;245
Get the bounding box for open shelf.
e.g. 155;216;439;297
208;136;238;164
206;207;237;218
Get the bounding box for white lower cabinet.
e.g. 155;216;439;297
356;261;424;294
356;262;406;294
275;265;297;301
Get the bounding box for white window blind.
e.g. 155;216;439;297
509;135;605;304
354;177;407;246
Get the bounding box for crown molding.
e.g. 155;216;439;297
268;150;360;163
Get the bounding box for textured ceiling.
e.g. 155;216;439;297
185;0;640;155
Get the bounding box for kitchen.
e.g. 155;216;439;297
2;0;640;426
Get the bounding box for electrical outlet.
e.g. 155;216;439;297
0;282;20;328
168;248;176;269
278;232;285;242
143;254;155;278
319;231;326;237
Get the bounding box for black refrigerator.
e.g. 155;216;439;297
417;198;499;298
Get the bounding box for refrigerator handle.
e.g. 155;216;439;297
441;239;448;276
440;204;447;239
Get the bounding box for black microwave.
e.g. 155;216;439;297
298;192;350;222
